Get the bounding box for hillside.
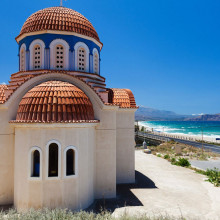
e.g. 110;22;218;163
135;106;189;121
185;113;220;121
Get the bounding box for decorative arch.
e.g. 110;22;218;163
5;73;108;122
29;39;45;70
46;139;61;180
28;146;42;180
64;146;78;178
74;42;90;72
20;44;26;71
50;39;70;70
93;48;99;74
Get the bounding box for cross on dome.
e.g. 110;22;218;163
60;0;66;7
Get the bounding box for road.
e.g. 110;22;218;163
137;131;220;154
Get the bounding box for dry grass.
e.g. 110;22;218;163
0;208;185;220
149;142;220;161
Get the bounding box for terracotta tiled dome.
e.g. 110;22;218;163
17;7;100;42
16;81;95;122
108;88;137;108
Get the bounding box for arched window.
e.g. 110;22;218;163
49;39;69;70
74;42;89;72
93;52;99;74
55;45;64;70
29;39;45;70
77;48;86;72
33;45;41;69
32;150;40;177
66;149;75;176
20;44;26;71
29;147;42;180
48;143;59;177
64;146;78;178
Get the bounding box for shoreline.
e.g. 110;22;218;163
136;121;220;143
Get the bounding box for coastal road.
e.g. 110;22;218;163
136;132;220;154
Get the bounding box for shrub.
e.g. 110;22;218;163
168;139;176;144
171;158;176;164
157;154;161;157
164;154;170;159
171;158;190;167
206;168;220;187
176;158;191;167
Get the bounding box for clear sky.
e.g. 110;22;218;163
0;0;220;115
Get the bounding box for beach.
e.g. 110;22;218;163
136;121;220;143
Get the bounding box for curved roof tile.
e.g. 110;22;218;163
16;81;95;123
17;7;100;43
0;85;8;104
108;88;137;108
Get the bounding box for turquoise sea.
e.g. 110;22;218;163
141;121;220;139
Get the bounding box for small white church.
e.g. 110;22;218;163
0;6;137;211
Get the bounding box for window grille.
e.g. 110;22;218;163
20;49;25;71
34;45;41;69
55;45;64;70
78;48;86;72
94;53;99;74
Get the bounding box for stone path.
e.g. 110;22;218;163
190;160;220;170
113;150;220;220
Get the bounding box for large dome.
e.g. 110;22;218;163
17;7;100;42
16;81;95;123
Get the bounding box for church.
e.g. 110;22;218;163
0;6;137;211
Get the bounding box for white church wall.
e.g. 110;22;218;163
116;109;136;184
0;109;14;205
13;125;96;211
95;108;117;199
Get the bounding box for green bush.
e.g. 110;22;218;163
171;158;190;167
164;154;170;159
171;158;176;164
176;158;191;167
157;154;161;157
168;139;176;144
206;168;220;187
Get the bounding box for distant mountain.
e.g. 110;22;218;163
184;113;220;121
135;106;189;121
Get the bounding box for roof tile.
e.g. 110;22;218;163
16;81;95;123
17;7;101;43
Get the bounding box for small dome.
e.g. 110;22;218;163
16;81;95;122
17;7;100;42
108;88;137;108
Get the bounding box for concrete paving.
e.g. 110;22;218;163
190;160;220;170
113;150;220;220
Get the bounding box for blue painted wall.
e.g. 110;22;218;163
18;33;101;74
19;33;101;54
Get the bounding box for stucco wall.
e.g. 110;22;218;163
0;109;14;205
95;109;117;199
116;110;136;184
14;126;96;211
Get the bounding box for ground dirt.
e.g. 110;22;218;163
112;150;220;220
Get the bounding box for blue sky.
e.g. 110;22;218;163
0;0;220;115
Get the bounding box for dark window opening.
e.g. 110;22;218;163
66;149;75;176
48;143;59;177
33;150;40;177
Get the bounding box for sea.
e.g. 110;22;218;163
140;121;220;139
